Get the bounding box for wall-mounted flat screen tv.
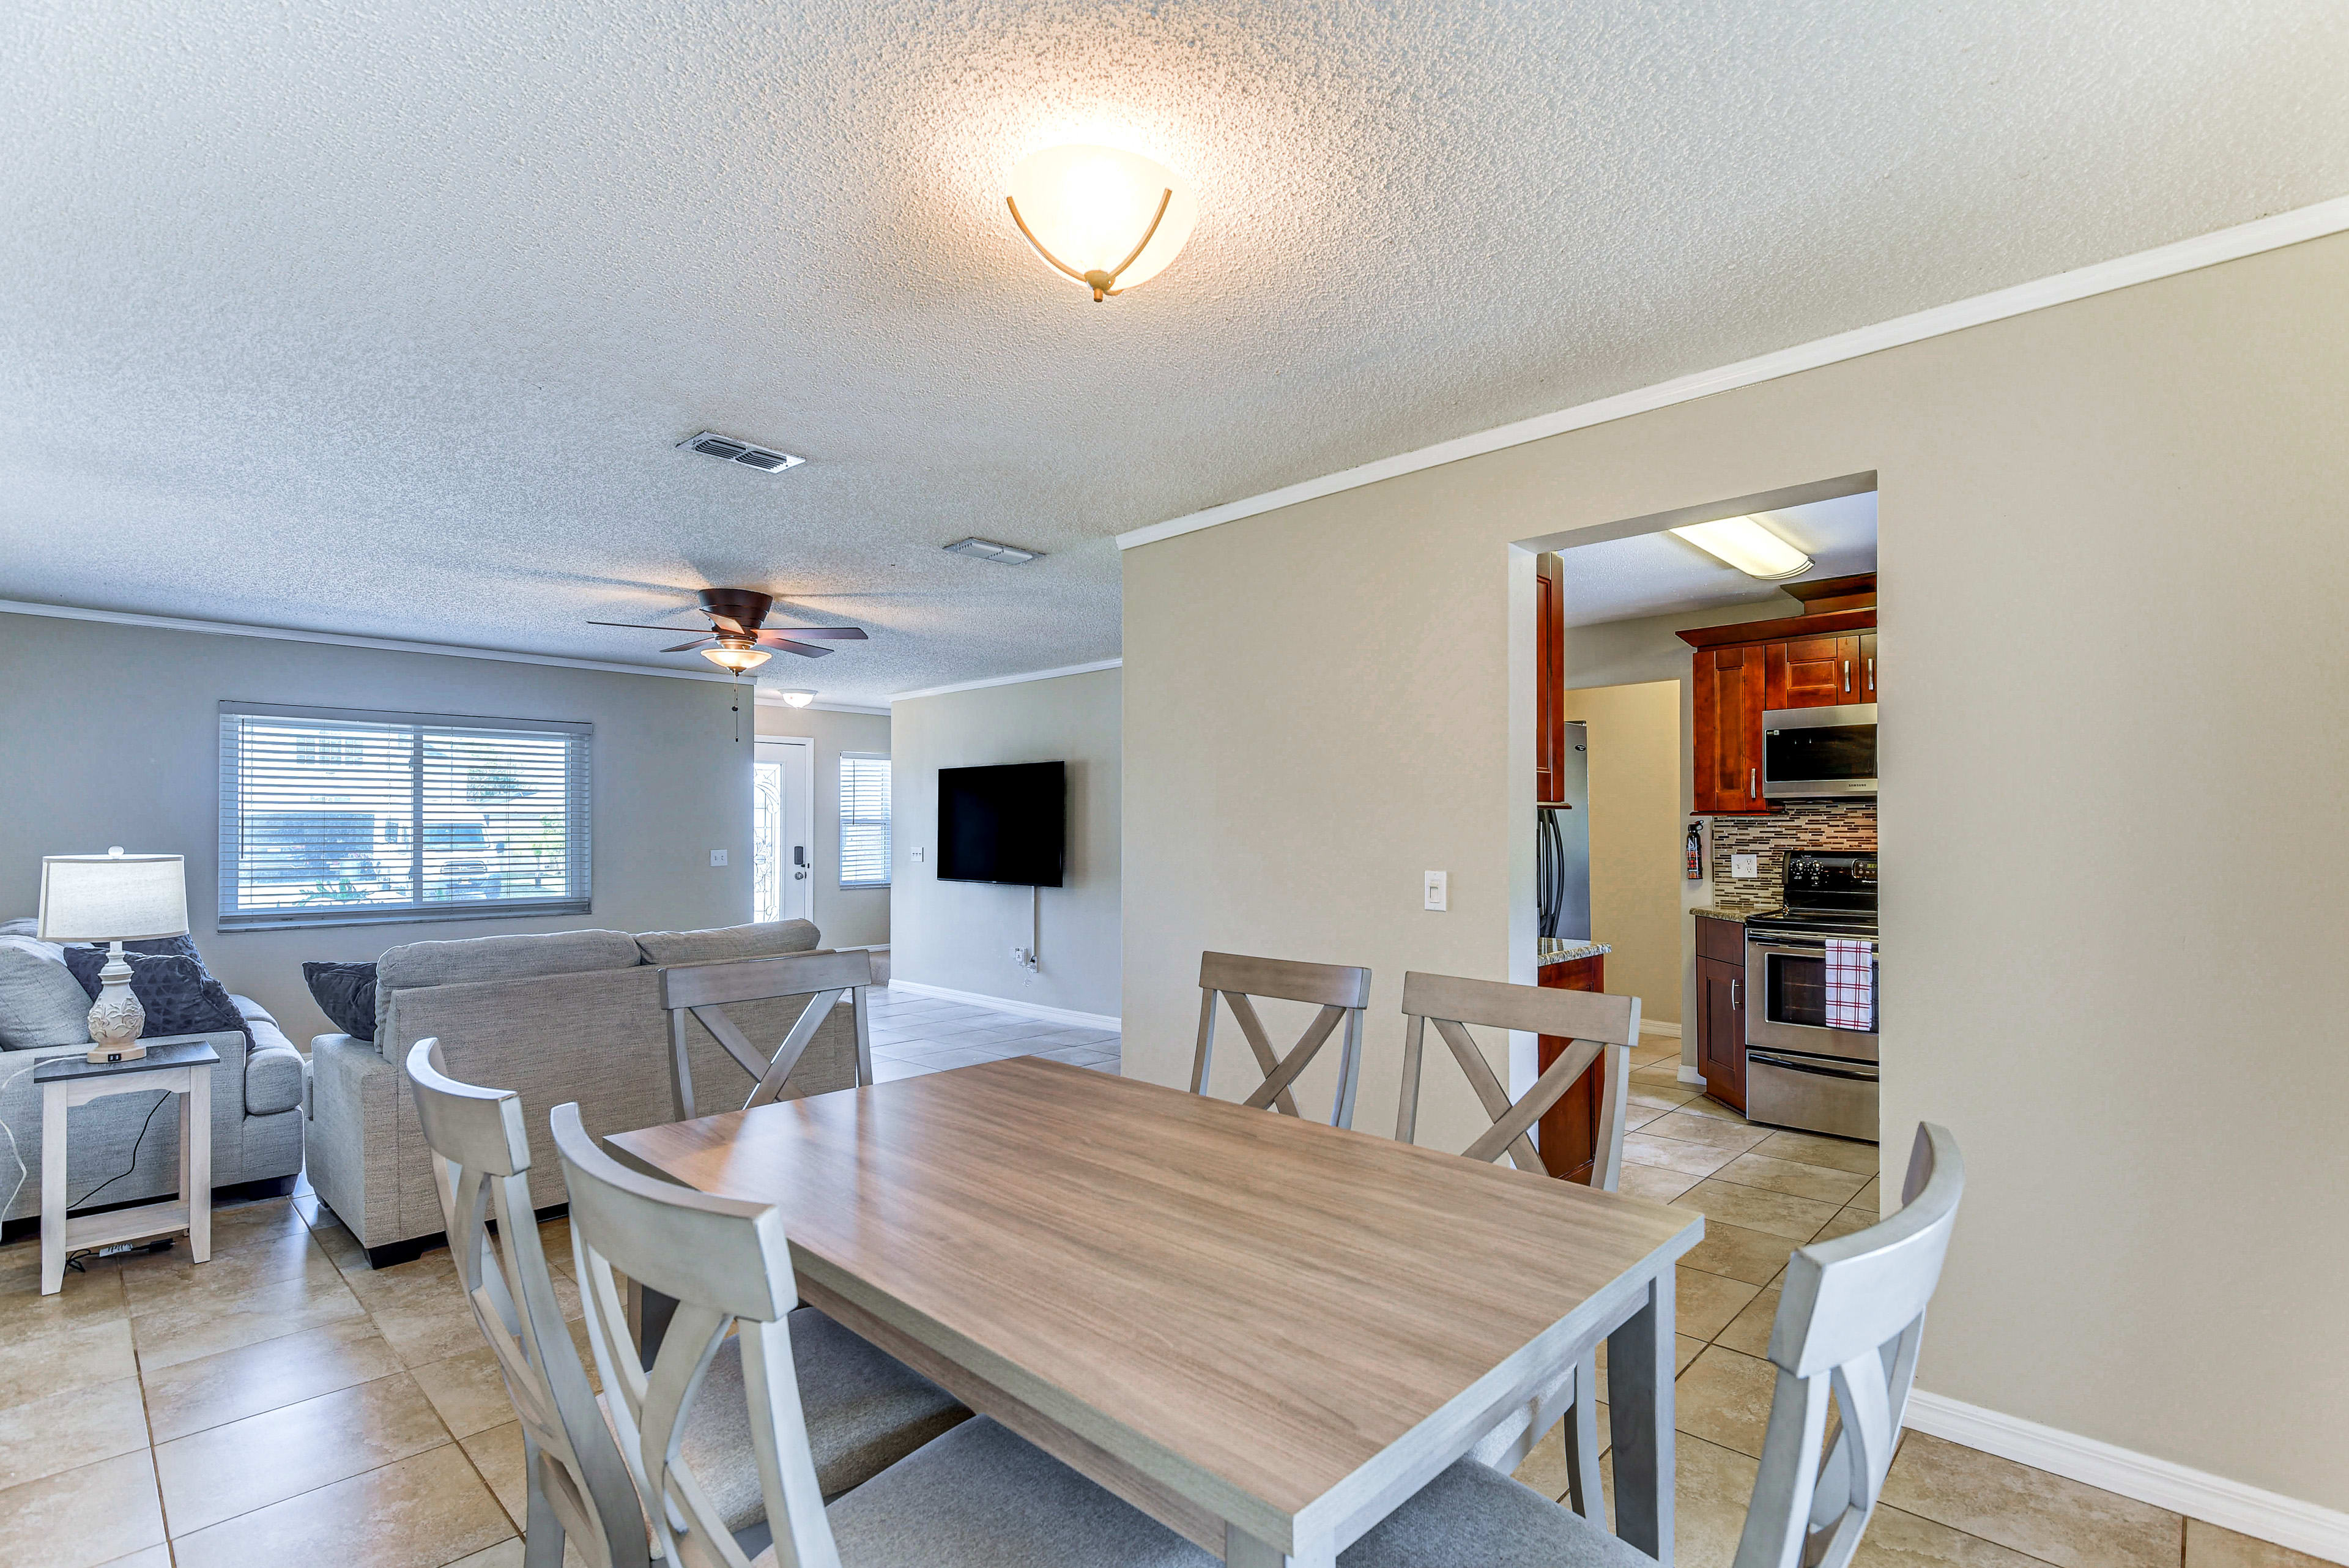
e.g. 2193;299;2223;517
937;761;1065;886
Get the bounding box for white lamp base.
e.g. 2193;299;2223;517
86;942;147;1064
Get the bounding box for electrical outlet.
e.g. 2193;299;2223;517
709;849;728;868
1423;870;1448;911
1731;853;1759;878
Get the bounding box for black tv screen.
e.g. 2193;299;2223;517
937;762;1065;886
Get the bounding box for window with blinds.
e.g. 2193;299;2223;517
839;753;891;888
218;702;592;928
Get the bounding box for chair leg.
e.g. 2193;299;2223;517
1561;1349;1607;1529
522;1435;568;1568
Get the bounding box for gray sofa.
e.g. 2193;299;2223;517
308;918;858;1266
0;986;307;1227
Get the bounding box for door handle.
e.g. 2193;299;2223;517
793;845;806;866
793;870;808;880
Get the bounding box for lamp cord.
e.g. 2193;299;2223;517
71;1089;171;1210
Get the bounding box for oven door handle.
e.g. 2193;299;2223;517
1748;937;1876;956
1747;1050;1879;1083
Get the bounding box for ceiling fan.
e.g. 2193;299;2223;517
590;589;867;674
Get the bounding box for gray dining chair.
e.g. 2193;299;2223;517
1190;951;1373;1129
549;1100;1222;1568
408;1041;968;1567
1392;972;1643;1525
1342;1122;1965;1568
661;947;877;1120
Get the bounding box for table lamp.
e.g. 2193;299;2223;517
38;848;190;1063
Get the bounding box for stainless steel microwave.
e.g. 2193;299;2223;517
1761;705;1877;798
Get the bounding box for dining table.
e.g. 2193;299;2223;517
606;1054;1704;1567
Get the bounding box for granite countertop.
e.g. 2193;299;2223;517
1691;907;1765;922
1537;938;1611;964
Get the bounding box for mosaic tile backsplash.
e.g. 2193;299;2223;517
1704;799;1877;916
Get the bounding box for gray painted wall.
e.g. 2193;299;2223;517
889;669;1120;1020
753;703;892;949
0;612;752;1047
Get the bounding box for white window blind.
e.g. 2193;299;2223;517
218;702;592;928
839;754;891;888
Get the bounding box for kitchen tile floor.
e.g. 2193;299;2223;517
0;1024;2323;1568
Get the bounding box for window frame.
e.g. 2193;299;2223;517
217;700;593;931
837;751;892;890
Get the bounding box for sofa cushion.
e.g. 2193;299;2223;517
62;948;251;1047
634;920;823;967
233;994;278;1025
0;942;95;1050
374;928;643;1042
247;1042;306;1117
0;918;40;937
302;961;377;1041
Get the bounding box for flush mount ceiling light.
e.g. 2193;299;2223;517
1669;516;1815;581
943;536;1044;565
1004;144;1198;302
774;689;816;708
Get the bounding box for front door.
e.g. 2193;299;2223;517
753;737;814;923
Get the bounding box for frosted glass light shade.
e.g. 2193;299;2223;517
39;850;189;942
1669;516;1814;581
776;690;816;708
703;645;772;674
1006;144;1198;297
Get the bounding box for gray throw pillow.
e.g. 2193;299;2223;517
0;918;39;936
0;943;95;1049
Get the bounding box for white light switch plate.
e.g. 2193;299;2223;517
710;849;728;868
913;847;926;862
1731;853;1759;878
1423;870;1448;911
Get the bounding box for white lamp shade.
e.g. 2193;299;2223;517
1006;144;1198;294
38;852;190;943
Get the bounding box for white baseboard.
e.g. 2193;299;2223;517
1905;1392;2349;1564
883;979;1121;1034
1677;1065;1706;1087
1641;1022;1682;1039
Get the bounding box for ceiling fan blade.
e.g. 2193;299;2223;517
590;620;709;632
769;639;833;659
752;626;867;644
661;638;719;653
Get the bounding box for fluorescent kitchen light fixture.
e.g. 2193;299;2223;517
943;537;1044;565
1669;516;1814;580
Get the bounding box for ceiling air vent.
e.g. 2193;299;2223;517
943;536;1044;565
679;431;804;473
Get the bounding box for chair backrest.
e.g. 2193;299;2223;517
1190;951;1373;1129
660;948;875;1120
1732;1123;1966;1568
1393;972;1640;1188
404;1040;649;1568
551;1102;840;1568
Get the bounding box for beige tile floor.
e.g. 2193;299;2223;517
0;1035;2328;1568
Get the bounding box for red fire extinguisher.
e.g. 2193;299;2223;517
1685;820;1705;880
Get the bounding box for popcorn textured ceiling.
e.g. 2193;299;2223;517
1;0;2343;703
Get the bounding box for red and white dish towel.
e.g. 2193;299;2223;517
1824;938;1875;1031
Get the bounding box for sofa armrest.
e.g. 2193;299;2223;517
305;1033;401;1246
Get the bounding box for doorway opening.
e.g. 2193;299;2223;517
753;736;814;923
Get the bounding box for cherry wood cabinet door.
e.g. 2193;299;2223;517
1693;644;1768;813
1765;634;1861;709
1694;954;1746;1113
1535;554;1564;803
1535;953;1605;1183
1860;632;1878;702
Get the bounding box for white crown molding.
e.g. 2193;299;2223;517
1905;1392;2349;1564
884;978;1121;1033
891;658;1122;702
0;597;743;685
1118;194;2349;552
754;692;890;716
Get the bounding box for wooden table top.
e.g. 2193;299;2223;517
609;1057;1701;1548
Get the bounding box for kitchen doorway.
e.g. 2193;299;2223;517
753;736;814;923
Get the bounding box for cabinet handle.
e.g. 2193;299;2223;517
1731;980;1742;1008
1868;656;1874;691
1749;767;1757;798
1843;660;1850;692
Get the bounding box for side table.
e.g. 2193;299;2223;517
35;1037;221;1295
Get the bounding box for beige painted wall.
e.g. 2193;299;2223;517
1560;681;1680;1027
889;669;1120;1019
1123;232;2349;1507
753;703;891;949
0;611;754;1046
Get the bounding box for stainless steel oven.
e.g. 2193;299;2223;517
1742;850;1879;1143
1745;931;1877;1063
1761;704;1877;798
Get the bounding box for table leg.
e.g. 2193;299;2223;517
1226;1525;1334;1567
40;1085;66;1296
1606;1269;1676;1566
187;1071;212;1263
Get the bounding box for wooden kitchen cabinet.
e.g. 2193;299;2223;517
1691;643;1768;814
1694;955;1747;1115
1764;634;1863;709
1535;552;1565;803
1535;951;1606;1184
1860;631;1878;701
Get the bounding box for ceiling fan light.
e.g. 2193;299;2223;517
702;645;772;674
1669;516;1814;581
1005;144;1198;300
